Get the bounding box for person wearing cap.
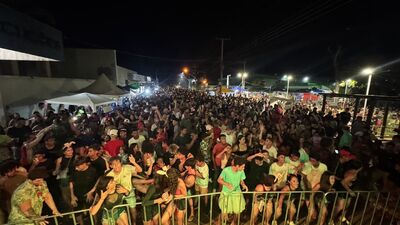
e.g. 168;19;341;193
8;167;60;225
118;127;128;143
104;129;124;157
334;149;357;180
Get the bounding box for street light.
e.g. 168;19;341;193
343;78;352;105
226;74;231;88
361;67;375;119
183;67;189;74
237;72;248;90
282;74;293;97
302;76;310;83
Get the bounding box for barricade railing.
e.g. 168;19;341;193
4;190;400;225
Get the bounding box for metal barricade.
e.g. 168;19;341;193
323;191;400;225
4;190;400;225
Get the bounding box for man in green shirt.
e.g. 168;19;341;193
339;126;352;149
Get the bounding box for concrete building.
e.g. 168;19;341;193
1;48;150;85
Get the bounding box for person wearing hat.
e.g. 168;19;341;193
8;167;60;225
104;129;124;157
334;149;357;180
118;127;129;146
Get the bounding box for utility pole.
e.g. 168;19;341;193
216;37;230;84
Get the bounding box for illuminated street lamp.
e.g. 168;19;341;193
302;76;309;83
361;67;375;119
183;67;189;74
237;72;248;90
282;74;293;97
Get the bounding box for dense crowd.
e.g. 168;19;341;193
0;88;399;225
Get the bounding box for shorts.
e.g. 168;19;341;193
175;199;186;211
102;208;126;225
124;189;136;208
75;197;90;211
195;184;208;192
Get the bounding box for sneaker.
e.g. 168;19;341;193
272;220;278;225
188;214;195;222
341;217;350;225
288;221;296;225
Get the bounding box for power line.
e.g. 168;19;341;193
223;1;330;59
226;0;339;59
64;35;212;63
225;0;352;60
237;0;352;60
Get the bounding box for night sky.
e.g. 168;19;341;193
3;0;400;92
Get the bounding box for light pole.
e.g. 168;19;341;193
343;79;352;105
226;74;231;88
361;67;375;119
237;72;248;90
283;75;293;97
344;79;352;95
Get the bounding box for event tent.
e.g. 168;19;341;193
75;74;128;98
46;92;115;110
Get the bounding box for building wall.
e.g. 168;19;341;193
117;66;150;86
50;48;117;82
0;48;118;83
0;5;63;61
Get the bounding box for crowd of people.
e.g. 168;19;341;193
0;88;399;225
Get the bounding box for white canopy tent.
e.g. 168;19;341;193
75;74;129;98
46;93;115;110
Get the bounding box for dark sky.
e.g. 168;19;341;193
3;0;400;89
